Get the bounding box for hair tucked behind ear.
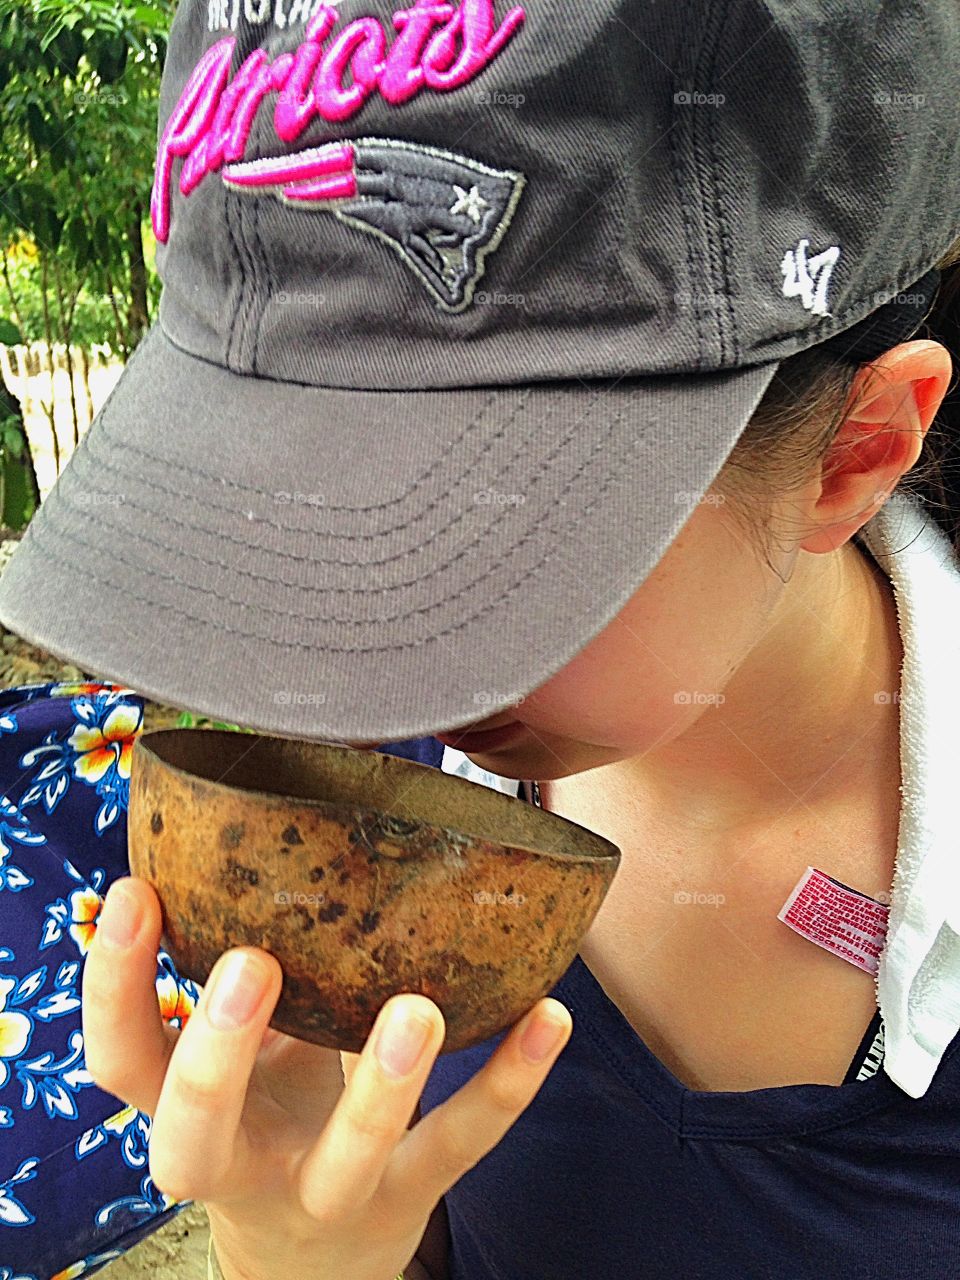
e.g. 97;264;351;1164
720;237;960;559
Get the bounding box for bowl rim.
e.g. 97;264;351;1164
132;728;621;866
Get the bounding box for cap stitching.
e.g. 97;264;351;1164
669;0;708;372
693;0;734;367
76;420;535;569
94;353;506;510
704;0;739;364
234;191;259;370
24;401;634;653
252;190;267;376
221;177;245;369
51;388;627;612
61;411;592;587
99;326;519;507
90;384;537;529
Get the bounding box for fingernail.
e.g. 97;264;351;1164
97;882;143;949
205;952;267;1031
520;1013;566;1063
374;1002;434;1078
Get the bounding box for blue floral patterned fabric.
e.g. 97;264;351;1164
0;681;201;1280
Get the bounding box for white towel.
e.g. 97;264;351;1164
862;495;960;1098
443;493;960;1099
440;746;522;797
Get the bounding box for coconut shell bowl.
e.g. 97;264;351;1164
127;729;621;1053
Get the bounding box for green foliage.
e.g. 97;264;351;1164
0;388;37;530
0;452;37;529
175;711;257;734
0;0;171;356
2;2;172;56
2;234;158;350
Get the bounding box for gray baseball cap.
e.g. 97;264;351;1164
1;0;958;741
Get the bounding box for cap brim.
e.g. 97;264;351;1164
0;323;779;741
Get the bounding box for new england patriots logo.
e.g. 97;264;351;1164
222;138;525;313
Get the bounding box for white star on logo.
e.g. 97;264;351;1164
449;184;488;224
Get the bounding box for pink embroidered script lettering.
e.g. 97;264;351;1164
152;0;525;241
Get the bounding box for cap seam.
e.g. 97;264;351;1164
695;0;737;367
233;188;260;371
668;0;710;373
158;317;668;393
223;178;246;371
252;190;270;376
704;0;739;364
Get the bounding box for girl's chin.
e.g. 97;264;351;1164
435;719;529;754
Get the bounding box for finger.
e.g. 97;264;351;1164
147;945;282;1203
339;1049;360;1090
336;1049;421;1132
82;876;174;1115
297;993;445;1223
382;997;572;1207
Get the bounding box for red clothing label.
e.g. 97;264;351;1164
778;866;890;975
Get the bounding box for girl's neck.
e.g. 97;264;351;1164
541;538;904;861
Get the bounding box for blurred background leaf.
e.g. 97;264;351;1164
0;0;172;522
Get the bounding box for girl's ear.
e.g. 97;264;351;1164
799;339;954;554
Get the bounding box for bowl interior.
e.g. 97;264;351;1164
139;729;617;863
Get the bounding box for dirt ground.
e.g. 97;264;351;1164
102;1202;211;1278
0;537;214;1278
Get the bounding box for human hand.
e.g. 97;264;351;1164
83;876;573;1280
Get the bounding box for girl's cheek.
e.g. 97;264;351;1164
516;504;779;747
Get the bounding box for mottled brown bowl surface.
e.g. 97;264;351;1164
128;729;620;1053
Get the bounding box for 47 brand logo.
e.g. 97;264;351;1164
780;237;841;316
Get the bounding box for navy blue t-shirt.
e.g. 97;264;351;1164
379;738;960;1280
